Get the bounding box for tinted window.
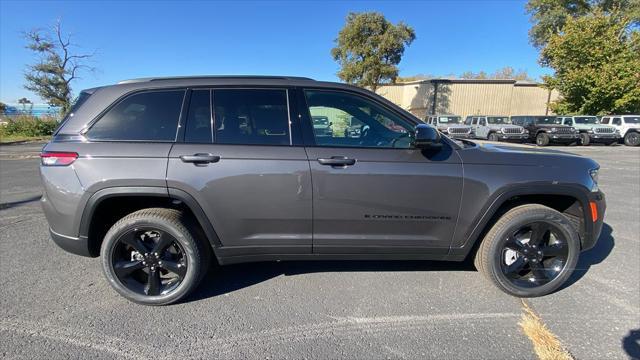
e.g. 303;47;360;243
623;116;640;124
601;117;610;124
55;90;92;134
184;90;212;143
87;90;185;141
304;90;413;148
564;118;572;126
214;89;290;145
612;117;622;125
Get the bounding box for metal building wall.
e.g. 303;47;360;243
376;80;560;119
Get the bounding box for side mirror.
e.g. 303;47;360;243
414;124;442;149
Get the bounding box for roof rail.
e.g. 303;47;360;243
118;75;315;84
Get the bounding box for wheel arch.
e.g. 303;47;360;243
450;184;594;260
79;187;222;258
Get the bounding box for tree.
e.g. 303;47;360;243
0;101;6;113
395;73;434;82
526;0;639;49
24;20;95;114
460;67;533;81
331;12;416;91
542;11;640;114
17;97;33;113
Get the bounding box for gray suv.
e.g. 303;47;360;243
464;115;528;142
41;76;606;305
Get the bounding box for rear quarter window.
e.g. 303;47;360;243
86;90;185;141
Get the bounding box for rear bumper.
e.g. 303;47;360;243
49;228;93;257
582;191;606;251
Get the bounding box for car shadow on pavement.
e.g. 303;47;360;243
187;259;476;303
622;329;640;359
561;222;615;290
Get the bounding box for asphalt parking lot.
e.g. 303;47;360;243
0;142;638;359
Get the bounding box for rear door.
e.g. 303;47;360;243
298;89;463;254
167;88;312;256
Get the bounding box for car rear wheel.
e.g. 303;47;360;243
474;204;579;297
488;133;500;142
535;133;550;146
101;208;209;305
579;133;590;146
624;132;640;146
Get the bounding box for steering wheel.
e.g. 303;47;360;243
390;132;412;148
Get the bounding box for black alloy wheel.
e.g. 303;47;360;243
112;228;187;296
500;222;569;288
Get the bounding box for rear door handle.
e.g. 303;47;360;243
180;153;220;165
317;156;356;167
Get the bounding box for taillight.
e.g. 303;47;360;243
40;151;78;166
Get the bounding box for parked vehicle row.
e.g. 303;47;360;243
425;114;640;146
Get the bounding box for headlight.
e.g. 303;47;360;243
588;128;594;133
497;128;503;134
551;127;557;132
524;129;529;134
589;168;599;192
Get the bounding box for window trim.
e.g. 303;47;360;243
81;88;187;143
299;87;420;150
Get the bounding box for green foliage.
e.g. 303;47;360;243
542;12;640;114
0;115;58;138
331;12;416;91
460;67;534;81
0;102;6;112
526;0;640;49
24;21;94;115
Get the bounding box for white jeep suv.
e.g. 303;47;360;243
600;115;640;146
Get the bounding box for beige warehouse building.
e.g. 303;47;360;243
376;79;560;119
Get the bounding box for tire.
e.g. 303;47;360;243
536;132;550;146
474;204;580;297
579;133;590;146
624;131;640;146
100;208;210;305
488;133;500;142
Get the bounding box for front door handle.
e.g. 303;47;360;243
317;156;356;167
180;153;220;165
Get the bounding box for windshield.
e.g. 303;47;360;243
487;117;510;124
535;116;562;125
312;116;329;126
574;116;598;124
439;116;461;124
624;116;640;124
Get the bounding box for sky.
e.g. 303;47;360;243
0;0;548;104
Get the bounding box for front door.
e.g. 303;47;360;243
299;89;463;254
167;88;312;256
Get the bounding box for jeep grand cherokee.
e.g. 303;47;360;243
41;76;606;305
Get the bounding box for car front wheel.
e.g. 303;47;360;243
100;208;209;305
536;133;550;146
488;133;500;142
579;133;590;146
474;204;580;297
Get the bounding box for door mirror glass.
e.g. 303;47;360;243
414;124;441;149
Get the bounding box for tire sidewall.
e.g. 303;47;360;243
536;133;549;146
488;133;499;142
580;133;590;146
101;216;200;305
486;210;580;297
624;132;640;146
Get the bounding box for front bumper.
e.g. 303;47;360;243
49;228;93;257
549;133;579;142
589;133;620;142
582;191;606;251
447;133;473;139
497;133;529;141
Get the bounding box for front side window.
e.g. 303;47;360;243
214;89;290;146
87;90;185;141
612;117;622;125
601;117;610;124
304;90;413;148
564;118;573;126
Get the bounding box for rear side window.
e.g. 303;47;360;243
184;90;212;143
55;91;92;134
87;90;185;141
213;89;290;145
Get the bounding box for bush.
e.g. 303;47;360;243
0;115;58;138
